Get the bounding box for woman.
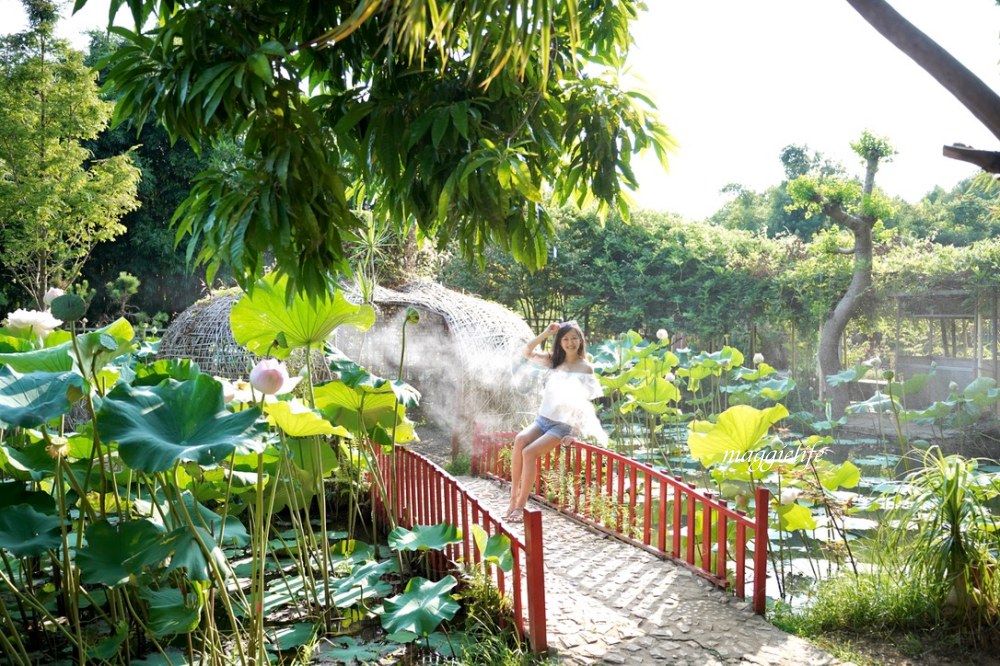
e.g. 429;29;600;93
504;320;605;522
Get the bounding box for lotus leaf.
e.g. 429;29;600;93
128;524;229;582
139;587;201;637
471;524;513;572
377;575;460;637
265;622;319;652
329;559;398;607
77;519;166;587
230;272;374;359
388;523;461;552
0;504;62;557
0;481;55;513
687;404;788;467
0;367;84;428
1;439;57;480
97;375;265;473
845;391;897;415
825;364;871;387
265;399;351;438
321;636;396;663
775;501;817;532
132;358;201;386
816;460;861;491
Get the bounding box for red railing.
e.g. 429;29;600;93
371;447;547;653
471;425;770;614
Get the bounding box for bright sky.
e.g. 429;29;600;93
626;0;1000;219
3;0;999;220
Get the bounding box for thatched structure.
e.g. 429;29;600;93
157;281;536;457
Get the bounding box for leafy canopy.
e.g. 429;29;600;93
85;0;674;298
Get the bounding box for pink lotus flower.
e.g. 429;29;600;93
43;288;65;306
248;359;301;396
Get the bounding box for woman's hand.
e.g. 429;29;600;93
547;322;561;332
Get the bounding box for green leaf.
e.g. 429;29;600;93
687;404;788;467
97;375;265;473
230;273;374;359
78;519;166;587
265;622;317;652
329;559;398;607
388;523;461;552
264;399;350;438
49;294;87;322
471;524;513;572
775;502;817;532
129;524;228;582
378;575;460;637
139;587;201;637
817;460;861;491
0;367;84;428
0;504;62;556
0;481;55;513
321;636;395;663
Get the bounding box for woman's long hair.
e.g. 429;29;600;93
550;322;586;369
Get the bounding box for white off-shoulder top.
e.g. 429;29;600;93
537;370;608;445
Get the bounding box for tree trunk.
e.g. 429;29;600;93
845;0;1000;143
818;224;874;414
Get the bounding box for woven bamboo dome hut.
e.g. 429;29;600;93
157;281;536;458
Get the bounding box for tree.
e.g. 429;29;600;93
844;0;1000;170
83;0;673;298
787;130;897;411
0;0;140;309
80;31;212;320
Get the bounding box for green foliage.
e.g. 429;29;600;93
85;0;673;299
0;13;140;307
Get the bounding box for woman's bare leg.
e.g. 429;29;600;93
509;433;562;520
507;424;543;517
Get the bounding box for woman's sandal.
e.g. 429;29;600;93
505;509;524;523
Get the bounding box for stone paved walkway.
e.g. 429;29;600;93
455;475;844;665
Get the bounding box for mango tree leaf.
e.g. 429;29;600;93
388;523;461;552
139;587;201;637
264;399;351;438
0;504;62;556
230;273;375;359
471;524;513;572
687;404;789;467
78;519;166;587
97;375;266;473
377;575;460;637
775;502;817;532
0;367;84;428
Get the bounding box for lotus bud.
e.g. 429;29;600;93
656;328;669;341
3;308;63;339
948;381;959;392
249;359;290;395
664;372;676;382
405;306;420;325
753;352;764;365
43;287;65;306
882;370;894;381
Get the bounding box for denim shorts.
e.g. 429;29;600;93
534;415;573;438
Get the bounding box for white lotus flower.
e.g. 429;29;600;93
779;488;802;505
249;359;301;396
3;308;63;339
664;372;676;382
656;328;669;341
215;377;237;404
753;352;765;365
43;287;65;306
